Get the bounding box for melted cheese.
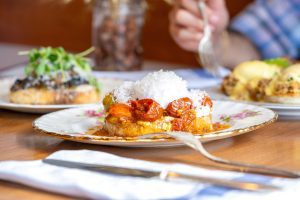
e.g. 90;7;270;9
233;61;281;83
280;64;300;82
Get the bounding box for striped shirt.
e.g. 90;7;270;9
230;0;300;59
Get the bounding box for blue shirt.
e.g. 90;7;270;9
230;0;300;59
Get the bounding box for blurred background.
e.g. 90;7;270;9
0;0;253;67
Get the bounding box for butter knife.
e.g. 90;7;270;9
42;158;279;191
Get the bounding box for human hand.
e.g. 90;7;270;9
169;0;229;52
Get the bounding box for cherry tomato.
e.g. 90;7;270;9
108;103;133;120
171;118;183;131
131;99;163;122
171;110;196;131
167;97;193;118
202;96;213;108
181;110;196;127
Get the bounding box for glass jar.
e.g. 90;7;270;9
92;0;145;71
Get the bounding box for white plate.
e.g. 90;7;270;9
33;101;277;147
0;77;124;113
206;86;300;119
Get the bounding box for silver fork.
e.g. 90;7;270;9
198;0;223;77
167;132;300;178
139;132;300;178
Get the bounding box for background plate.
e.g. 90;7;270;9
0;77;124;113
206;86;300;119
33;101;277;147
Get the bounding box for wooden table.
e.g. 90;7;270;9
1;44;300;199
2;106;300;199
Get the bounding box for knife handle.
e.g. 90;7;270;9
160;171;279;192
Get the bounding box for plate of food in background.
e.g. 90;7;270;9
33;71;277;147
0;47;124;113
205;58;300;119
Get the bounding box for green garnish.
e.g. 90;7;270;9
19;47;101;91
19;47;94;76
287;77;294;82
264;58;290;68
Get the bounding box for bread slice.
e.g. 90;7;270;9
104;115;213;137
9;85;100;105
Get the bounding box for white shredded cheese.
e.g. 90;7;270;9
112;70;211;116
132;70;190;108
113;81;135;103
188;90;211;117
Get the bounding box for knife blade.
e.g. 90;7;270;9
42;158;279;192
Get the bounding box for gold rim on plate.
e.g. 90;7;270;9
32;105;278;146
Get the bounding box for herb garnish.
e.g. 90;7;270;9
264;58;290;68
19;47;101;91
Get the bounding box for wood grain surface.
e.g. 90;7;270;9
1;106;300;199
1;1;298;198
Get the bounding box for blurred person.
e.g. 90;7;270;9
169;0;300;68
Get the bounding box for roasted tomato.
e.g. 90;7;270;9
131;99;163;122
202;96;213;108
171;110;196;131
171;118;184;131
108;103;133;120
167;97;193;118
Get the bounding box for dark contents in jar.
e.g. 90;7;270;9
93;1;144;71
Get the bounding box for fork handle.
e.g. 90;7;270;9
198;1;209;30
166;132;300;179
193;137;300;178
